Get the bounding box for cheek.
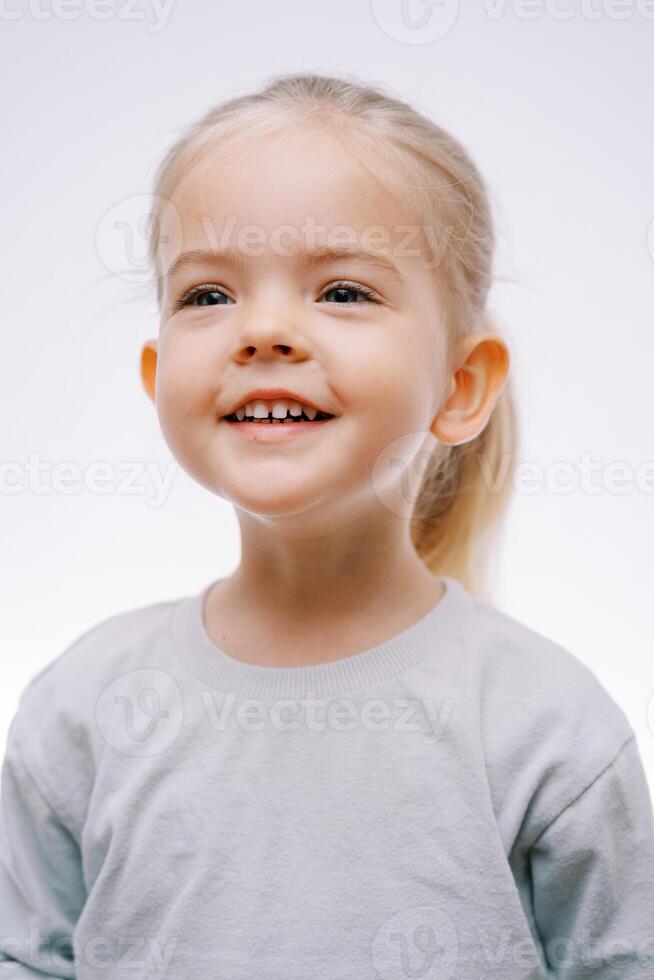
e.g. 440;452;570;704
346;345;432;439
154;352;218;465
157;336;215;414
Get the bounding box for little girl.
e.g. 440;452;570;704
2;73;653;980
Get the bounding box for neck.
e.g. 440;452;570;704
220;501;441;627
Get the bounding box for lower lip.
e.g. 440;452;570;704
222;419;335;442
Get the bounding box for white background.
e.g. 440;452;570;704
1;0;653;792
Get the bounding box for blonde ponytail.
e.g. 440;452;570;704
411;330;519;603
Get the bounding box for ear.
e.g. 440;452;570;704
140;340;158;403
431;333;510;446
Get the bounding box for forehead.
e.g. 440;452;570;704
158;126;433;272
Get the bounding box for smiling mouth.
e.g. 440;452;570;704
223;410;335;424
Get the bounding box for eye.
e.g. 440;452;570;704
175;284;235;310
318;280;382;305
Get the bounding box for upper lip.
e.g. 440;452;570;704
222;388;335;417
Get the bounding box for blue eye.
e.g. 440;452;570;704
320;282;380;304
176;286;234;310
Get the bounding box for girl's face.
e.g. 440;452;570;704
147;126;456;527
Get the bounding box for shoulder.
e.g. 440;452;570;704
471;594;632;738
15;595;177;714
6;594;180;829
458;588;635;848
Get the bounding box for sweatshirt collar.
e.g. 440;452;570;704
169;575;471;701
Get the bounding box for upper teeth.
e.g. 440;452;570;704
235;399;318;421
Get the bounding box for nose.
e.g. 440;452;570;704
230;299;312;364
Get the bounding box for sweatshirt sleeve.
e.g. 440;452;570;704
528;735;654;978
0;719;85;978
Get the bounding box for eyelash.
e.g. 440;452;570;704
174;280;382;311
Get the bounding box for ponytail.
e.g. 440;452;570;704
411;316;519;604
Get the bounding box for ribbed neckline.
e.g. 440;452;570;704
168;575;471;700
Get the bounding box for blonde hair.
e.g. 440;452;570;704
147;72;519;603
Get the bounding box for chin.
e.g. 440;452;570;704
225;481;336;521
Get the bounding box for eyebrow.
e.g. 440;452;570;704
164;244;405;286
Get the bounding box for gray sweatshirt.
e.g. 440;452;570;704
1;575;653;979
